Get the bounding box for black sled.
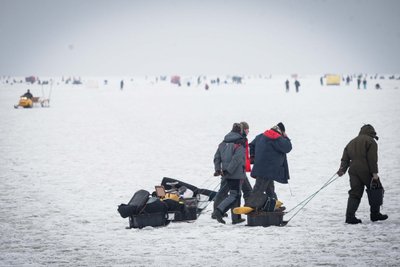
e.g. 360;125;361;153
118;177;217;229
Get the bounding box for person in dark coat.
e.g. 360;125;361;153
294;80;300;93
285;80;290;92
212;122;252;224
212;123;247;224
337;124;388;224
246;123;292;209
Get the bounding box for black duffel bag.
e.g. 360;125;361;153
118;189;150;218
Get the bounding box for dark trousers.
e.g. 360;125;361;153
245;178;277;208
348;173;380;214
216;179;242;221
213;177;251;217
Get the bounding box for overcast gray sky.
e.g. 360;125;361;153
1;0;399;76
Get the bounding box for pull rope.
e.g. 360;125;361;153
285;173;340;223
196;181;223;218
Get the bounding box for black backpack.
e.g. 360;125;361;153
118;189;150;218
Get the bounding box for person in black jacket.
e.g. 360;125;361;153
337;124;388;224
246;123;292;209
22;89;33;99
294;80;300;93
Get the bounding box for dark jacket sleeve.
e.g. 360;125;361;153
249;137;256;158
339;146;350;173
213;145;222;172
366;140;378;174
272;137;292;154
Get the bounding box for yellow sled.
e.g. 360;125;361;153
14;97;33;108
233;200;284;215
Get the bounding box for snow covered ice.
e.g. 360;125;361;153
1;76;400;266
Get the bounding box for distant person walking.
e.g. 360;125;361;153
285;80;290;92
362;78;367;89
294;80;300;93
120;80;124;90
320;77;324;86
357;77;361;89
337;124;388;224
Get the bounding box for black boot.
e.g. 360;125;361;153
212;209;226;224
345;216;362;224
211;212;227;220
215;190;239;224
371;213;388;222
345;197;362;224
232;218;246;224
369;194;388;222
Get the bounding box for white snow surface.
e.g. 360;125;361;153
1;76;400;266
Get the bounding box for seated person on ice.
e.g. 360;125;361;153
22;89;33;99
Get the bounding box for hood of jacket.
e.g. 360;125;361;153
223;131;243;143
263;129;281;139
359;124;378;140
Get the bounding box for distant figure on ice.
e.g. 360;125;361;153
212;122;252;224
120;80;124;90
320;76;324;86
212;123;247;224
285;79;290;92
362;78;367;89
357;77;361;89
337;124;388;224
205;83;209;90
294;80;300;93
375;83;381;90
21;89;33;99
245;123;292;210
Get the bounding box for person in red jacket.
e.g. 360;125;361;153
246;122;292;209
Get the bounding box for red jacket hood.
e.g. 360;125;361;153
264;129;281;139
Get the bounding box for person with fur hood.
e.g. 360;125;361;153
245;122;292;209
212;123;247;224
337;124;388;224
212;122;252;224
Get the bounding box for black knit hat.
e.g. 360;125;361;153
277;122;285;133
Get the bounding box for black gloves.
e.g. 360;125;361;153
337;169;345;177
213;170;222;176
214;170;228;176
277;122;285;133
250;156;254;164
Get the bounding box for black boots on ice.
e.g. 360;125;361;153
370;213;388;222
345;216;362;224
212;209;226;224
232;218;246;224
345;197;362;224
